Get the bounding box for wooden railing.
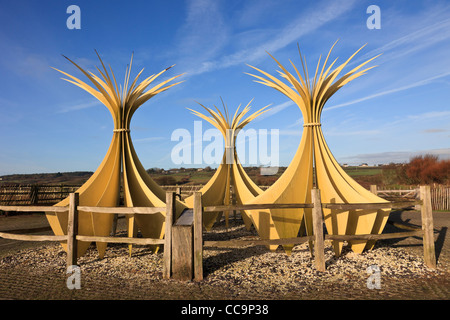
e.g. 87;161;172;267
1;183;448;210
371;184;450;211
0;186;437;282
177;185;436;281
0;193;174;279
0;184;81;206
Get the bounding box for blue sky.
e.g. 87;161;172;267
0;0;449;175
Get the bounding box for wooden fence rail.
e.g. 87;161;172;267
187;185;436;280
0;184;81;206
430;186;450;211
372;184;450;211
1;183;448;210
0;187;437;282
0;192;173;277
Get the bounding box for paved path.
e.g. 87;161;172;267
386;210;449;270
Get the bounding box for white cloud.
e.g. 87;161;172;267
56;100;102;113
134;136;165;143
177;0;358;77
338;148;450;165
175;0;230;75
422;128;448;133
357;16;450;65
325;129;381;137
255;100;294;122
323;8;450;112
406;110;450;120
224;0;356;67
325;71;450;111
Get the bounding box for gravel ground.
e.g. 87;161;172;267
0;212;449;300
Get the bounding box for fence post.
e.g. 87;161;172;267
30;185;39;205
420;186;436;269
60;184;64;201
110;214;118;236
231;185;236;221
176;187;182;200
67;192;79;268
312;188;325;272
163;191;175;279
193;192;203;281
370;185;377;195
414;187;421;211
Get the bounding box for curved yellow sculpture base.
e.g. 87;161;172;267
47;52;185;258
246;41;390;255
185;100;280;250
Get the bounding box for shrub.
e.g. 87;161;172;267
404;154;449;185
153;176;177;185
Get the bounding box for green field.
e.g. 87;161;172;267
342;166;382;177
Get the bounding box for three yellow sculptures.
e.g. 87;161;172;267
46;42;390;260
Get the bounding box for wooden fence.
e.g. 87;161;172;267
0;184;202;207
178;186;435;281
0;184;80;206
371;185;450;211
0;186;437;282
0;183;447;211
1;183;448;210
430;186;450;211
0;193;173;278
160;185;203;200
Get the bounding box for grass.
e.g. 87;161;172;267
0;171;93;185
343;166;382;177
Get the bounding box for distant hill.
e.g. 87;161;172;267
0;171;93;185
0;165;382;188
0;167;288;186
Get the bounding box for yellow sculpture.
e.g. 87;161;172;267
46;52;186;258
46;42;390;260
184;99;272;235
246;42;390;255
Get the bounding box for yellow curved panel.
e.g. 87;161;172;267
122;132;187;253
48;52;183;258
185;100;271;232
246;42;391;255
184;158;229;230
46;132;121;258
231;157;279;250
232;157;261;230
246;126;314;254
314;126;389;254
